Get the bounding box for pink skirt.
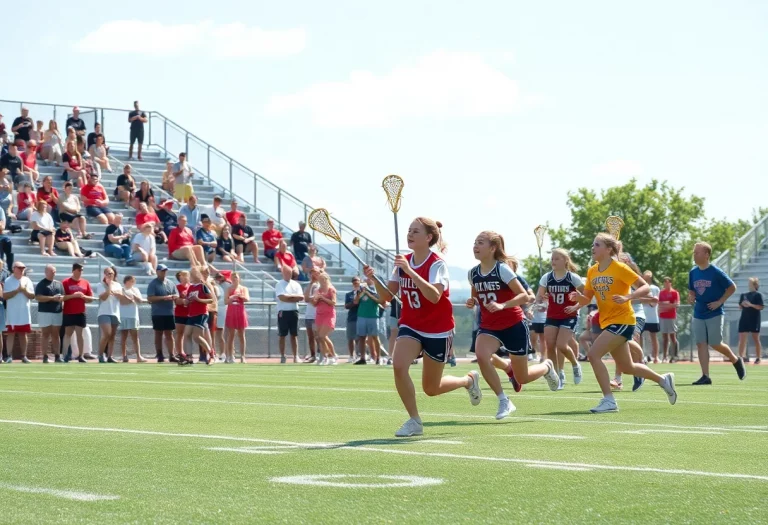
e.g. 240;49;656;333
225;302;248;330
315;305;336;330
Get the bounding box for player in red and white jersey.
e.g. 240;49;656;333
534;248;584;389
365;217;482;438
466;231;560;419
183;267;215;366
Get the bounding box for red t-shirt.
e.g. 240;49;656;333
225;210;244;226
187;283;210;317
658;289;679;319
168;227;194;254
62;277;92;315
175;283;190;317
262;228;282;250
21;151;36;170
276;250;296;268
37;187;59;209
80;183;107;206
17;192;36;213
136;211;160;228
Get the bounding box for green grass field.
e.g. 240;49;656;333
1;361;767;524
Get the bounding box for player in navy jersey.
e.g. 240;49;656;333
535;248;584;389
467;231;560;419
365;217;482;437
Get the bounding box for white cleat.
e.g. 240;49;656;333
543;359;560;391
573;363;583;385
590;397;619;413
467;370;483;406
559;369;567;386
395;418;424;437
495;397;516;420
661;372;677;405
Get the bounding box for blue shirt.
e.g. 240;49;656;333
345;290;359;322
195;228;216;253
179;205;201;233
689;264;733;319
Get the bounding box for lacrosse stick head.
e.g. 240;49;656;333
307;208;342;242
605;215;625;240
533;225;547;250
382;174;404;213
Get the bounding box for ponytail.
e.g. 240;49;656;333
416;217;447;253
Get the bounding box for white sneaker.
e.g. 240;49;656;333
329;358;338;366
573;363;583;385
293;357;300;364
590;397;619;413
319;358;327;366
347;357;354;363
660;373;677;405
395;418;423;437
559;369;566;386
495;397;516;420
543;359;560;391
466;370;482;406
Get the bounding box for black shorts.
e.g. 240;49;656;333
277;310;299;337
62;313;87;328
738;317;761;334
643;322;660;333
604;323;635;341
130;128;144;146
531;322;545;334
187;314;208;329
545;317;578;331
469;329;479;353
397;326;453;363
175;316;188;326
478;322;531;357
152;315;175;331
59;212;82;223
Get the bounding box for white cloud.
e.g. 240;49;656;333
266;51;536;127
73;20;305;58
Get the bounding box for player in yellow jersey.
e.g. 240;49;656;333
567;233;677;413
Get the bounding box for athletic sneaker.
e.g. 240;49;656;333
572;363;583;385
353;359;367;365
496;397;516;420
43;355;49;364
590;397;618;413
77;356;87;363
466;370;482;406
734;357;746;380
632;376;645;392
448;356;457;367
395;418;424;437
660;373;677;405
54;356;64;363
559;369;567;386
21;357;30;364
329;358;338;366
610;379;623;391
98;355;106;364
505;365;522;393
107;357;118;364
280;355;287;364
543;359;560;392
347;357;355;363
3;357;11;364
756;358;762;365
692;375;712;385
293;357;300;364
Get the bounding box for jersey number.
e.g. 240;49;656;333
478;293;498;306
405;291;421;309
553;293;565;305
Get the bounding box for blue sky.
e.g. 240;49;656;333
2;0;767;274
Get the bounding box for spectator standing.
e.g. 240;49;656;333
275;239;298;278
196;216;217;263
115;164;136;206
89;134;111;173
3;261;35;362
42;120;64;166
172;152;194;203
147;264;178;362
201;267;218;360
11;107;34;143
202;196;227;235
132;222;158;275
61;262;94;363
20;140;40;186
225;199;244;227
58;181;90;239
232;214;259;263
55;219;92;258
738;277;764;364
36;264;65;363
290;221;312;265
312;272;338;366
179;195;201;233
168;215;207;267
62;141;87;188
1;143;25;186
354;277;383;365
128;101;147;161
0;206;14;267
66;107;86;137
223;272;248;363
275;265;303;364
214;272;231;362
344;276;364;363
37;176;60;224
639;270;661;363
103;213;134;264
81;173;115;224
261;218;282;260
302;268;321;363
185;268;215;364
16;182;36;221
216;225;237;262
96;266;123;363
30;201;56;257
119;275;145;362
174;271;191;360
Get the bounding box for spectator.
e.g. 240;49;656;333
201;266;218;360
168;215;207;267
0;206;14;267
202;195;226;235
738;277;763;364
179;195;201;233
172;152;194;203
261;218;282;260
62;141;87;188
36;264;65;363
37;176;60;224
16;182;36;221
30;201;56;257
0;169;12;217
103;213;134;264
300;244;326;277
275;264;303;364
0;262;5;362
86;122;100;149
1;143;25;186
312;271;338;366
88;134;112;173
225;200;245;227
58;181;91;239
640;270;661;363
42;120;64;166
354;277;383;365
232;214;259;263
132;222;158;275
344;276;364;363
114;164;136;207
275;239;298;278
147;263;178;363
302;268;321;363
174;270;190;360
20;140;40;186
0;113;5;140
196;216;217;263
216;225;237;262
290;221;312;266
161;160;174;193
119;275;146;362
29;120;44;143
11;107;34;143
55;219;93;258
128;101;147;161
76;137;100;178
95;266;123;363
657;278;679;362
133;180;155;211
81;173;114;224
157;199;178;236
214;272;231;362
3;261;35;362
65;106;86;137
135;202;166;244
64;127;77;151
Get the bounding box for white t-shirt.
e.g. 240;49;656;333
643;284;661;324
275;279;303;312
120;287;142;320
304;282;320;320
59;193;81;214
132;232;156;254
173;161;192;185
96;281;123;318
31;211;55;231
5;275;33;326
202;205;226;226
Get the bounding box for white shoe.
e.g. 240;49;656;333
573;363;583;385
395;418;423;437
319;358;327;366
329;358;338;366
559;369;566;386
660;373;677;405
293;357;300;364
543;359;560;392
347;357;354;363
590;397;619;413
495;397;516;420
466;370;482;406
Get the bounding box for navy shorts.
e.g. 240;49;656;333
175;316;188;326
86;206;112;218
604;323;636;341
397;326;453;363
545;317;578;331
633;318;646;338
531;322;545;334
478;322;531;357
186;314;209;329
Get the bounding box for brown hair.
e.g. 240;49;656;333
663;276;672;283
552;247;579;272
478;231;516;266
416;217;446;253
595;232;622;258
619;252;641;274
694;242;712;257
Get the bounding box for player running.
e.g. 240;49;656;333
184;268;216;366
365;217;482;438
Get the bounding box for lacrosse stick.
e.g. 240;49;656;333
534;225;547;279
382;175;404;254
308;208;401;305
605;216;625;240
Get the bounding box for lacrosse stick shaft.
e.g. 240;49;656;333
339;238;402;305
393;212;400;255
537;247;543;278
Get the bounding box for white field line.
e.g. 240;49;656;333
417;439;464;445
3;390;768;435
498;434;585;440
0;482;119;501
525;464;593;472
205;447;284;455
614;430;725;435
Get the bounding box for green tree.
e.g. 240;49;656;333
520;254;547;291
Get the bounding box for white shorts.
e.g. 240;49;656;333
217;308;226;330
38;312;63;328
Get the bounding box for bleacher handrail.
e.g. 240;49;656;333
713;212;768;277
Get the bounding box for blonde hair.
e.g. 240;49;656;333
595;232;622;258
749;277;760;291
176;270;189;282
415;217;446;253
477;231;517;266
694;242;712;257
552;247;579;272
619;252;641;274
